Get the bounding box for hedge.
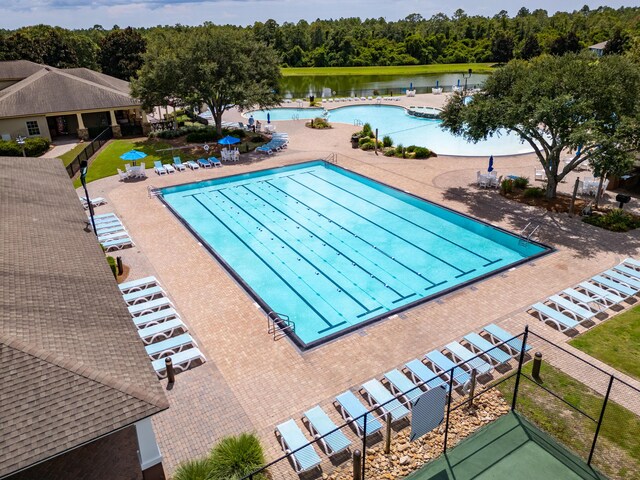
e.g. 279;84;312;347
0;137;50;157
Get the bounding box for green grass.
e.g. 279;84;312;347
58;143;89;167
497;362;640;479
281;63;497;76
569;305;640;380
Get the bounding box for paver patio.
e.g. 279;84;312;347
81;93;640;477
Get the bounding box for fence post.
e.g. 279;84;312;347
384;412;392;454
165;357;175;384
511;325;529;411
352;450;362;480
443;367;455;454
361;412;367;478
588;375;614;465
467;368;477;409
532;352;543;381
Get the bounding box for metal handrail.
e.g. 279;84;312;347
267;311;295;340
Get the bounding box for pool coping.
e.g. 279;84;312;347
158;160;554;351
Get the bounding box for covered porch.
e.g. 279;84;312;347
46;107;150;141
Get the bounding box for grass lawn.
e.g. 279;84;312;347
569;305;640;381
497;362;640;479
281;63;496;76
58;143;89;167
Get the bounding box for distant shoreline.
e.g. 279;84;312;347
281;63;497;77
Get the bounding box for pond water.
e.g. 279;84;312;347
280;73;489;98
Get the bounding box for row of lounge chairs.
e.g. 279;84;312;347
275;323;526;474
155;157;222;175
79;195;107;210
256;133;288;155
119;275;206;378
93;213;134;251
320;96;401;103
118;164;147;181
530;257;640;333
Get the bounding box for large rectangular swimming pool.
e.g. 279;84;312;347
161;161;550;349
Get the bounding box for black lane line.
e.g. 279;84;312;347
215;189;383;317
264;179;446;291
308;171;502;268
243;182;417;304
188;193;347;331
281;175;475;278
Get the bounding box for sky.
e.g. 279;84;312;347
1;1;634;30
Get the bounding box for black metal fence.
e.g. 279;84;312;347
121;124;144;137
65;127;113;178
239;327;640;480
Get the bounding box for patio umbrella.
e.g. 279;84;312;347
267;112;271;124
410;82;413;90
120;150;147;161
457;79;461;87
436;80;439;88
488;155;494;172
218;135;240;149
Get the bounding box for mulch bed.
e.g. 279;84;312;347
501;190;588;213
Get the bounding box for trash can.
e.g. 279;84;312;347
351;135;360;149
310;95;315;104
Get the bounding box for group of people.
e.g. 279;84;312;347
247;115;261;132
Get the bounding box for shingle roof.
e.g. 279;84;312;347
0;60;45;82
0;157;168;478
0;64;139;118
63;68;131;94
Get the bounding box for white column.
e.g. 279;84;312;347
110;110;117;126
135;418;162;470
76;113;85;130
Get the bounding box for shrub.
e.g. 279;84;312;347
307;117;331;129
513;176;529;189
395;144;404;155
360;141;375;150
500;179;514;194
383;148;396;157
186;128;220;143
362;123;373;137
0;140;22;156
523;187;545;199
405;145;416;153
228;128;247;138
373;89;380;96
250;134;264;143
359;136;372;147
382;135;393;148
172;458;213;480
0;137;50;157
413;147;431;159
209;433;267;480
106;256;117;278
583;209;640;232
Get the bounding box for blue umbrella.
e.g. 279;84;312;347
218;135;240;146
410;82;413;90
488;155;494;172
436;80;439;88
457;79;461;87
576;144;582;157
267;112;271;124
120;150;147;161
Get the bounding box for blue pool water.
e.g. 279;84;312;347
248;105;532;156
161;161;548;348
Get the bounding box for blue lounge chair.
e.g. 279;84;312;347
132;308;179;329
119;276;159;294
128;297;173;317
603;270;640;290
530;303;580;332
208;156;222;167
138;318;187;344
275;419;321;473
547;295;598;323
425;350;470;387
122;285;165;305
154;161;168;175
152;347;205;378
97;231;130;242
173;157;186;171
93;214;118;224
101;236;134;251
334;391;382;437
93;212;118;220
463;333;511;366
482;324;531;356
622;258;640;270
360;379;410;423
384;369;423;406
403;359;449;392
577;282;625;305
197;158;212;168
613;264;640;281
560;288;607;312
145;333;196;359
590;275;638;297
303;406;351;456
444;342;492;375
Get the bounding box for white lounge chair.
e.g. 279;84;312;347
482;324;531;356
164;163;176;174
303;406;351;456
122;285;165;305
138;318;187;344
173;157;186;171
576;282;625;306
462;333;512;366
530;303;580;333
152;347;205;378
444;342;493;376
119;276;159;294
383;369;423;407
403;359;449;392
185;160;200;170
154;161;167;175
132;308;179;329
128;297;173;317
101;236;134;251
275;419;321;473
334;390;383;438
360;379;410;423
145;332;197;359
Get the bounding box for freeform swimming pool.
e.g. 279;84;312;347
247;105;532;156
161;161;550;349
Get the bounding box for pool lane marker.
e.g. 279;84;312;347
307;171;503;269
187;193;347;332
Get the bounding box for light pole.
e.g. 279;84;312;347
16;135;26;157
462;68;473;93
80;160;97;236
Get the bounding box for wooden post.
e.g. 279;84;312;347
375;128;379;155
116;256;123;275
352;449;362;480
532;352;543;381
384;412;392;454
165;357;175;384
569;177;580;217
467;368;477;409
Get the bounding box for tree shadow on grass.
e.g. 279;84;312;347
440;185;640;259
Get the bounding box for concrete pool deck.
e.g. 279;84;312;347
82;93;640;477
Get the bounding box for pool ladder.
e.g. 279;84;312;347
519;222;540;244
353;119;363;126
148;185;161;198
267;311;295;341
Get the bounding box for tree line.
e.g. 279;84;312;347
0;5;638;79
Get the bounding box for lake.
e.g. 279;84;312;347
280;73;489;98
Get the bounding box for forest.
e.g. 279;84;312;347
0;6;638;79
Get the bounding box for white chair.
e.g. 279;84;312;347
137;162;147;178
117;168;129;181
534;168;547;181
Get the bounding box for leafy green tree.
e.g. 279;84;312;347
491;31;514;63
99;27;146;80
440;53;640;199
520;34;541;60
550;31;581;56
603;28;629;55
589;144;634;207
133;26;281;135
